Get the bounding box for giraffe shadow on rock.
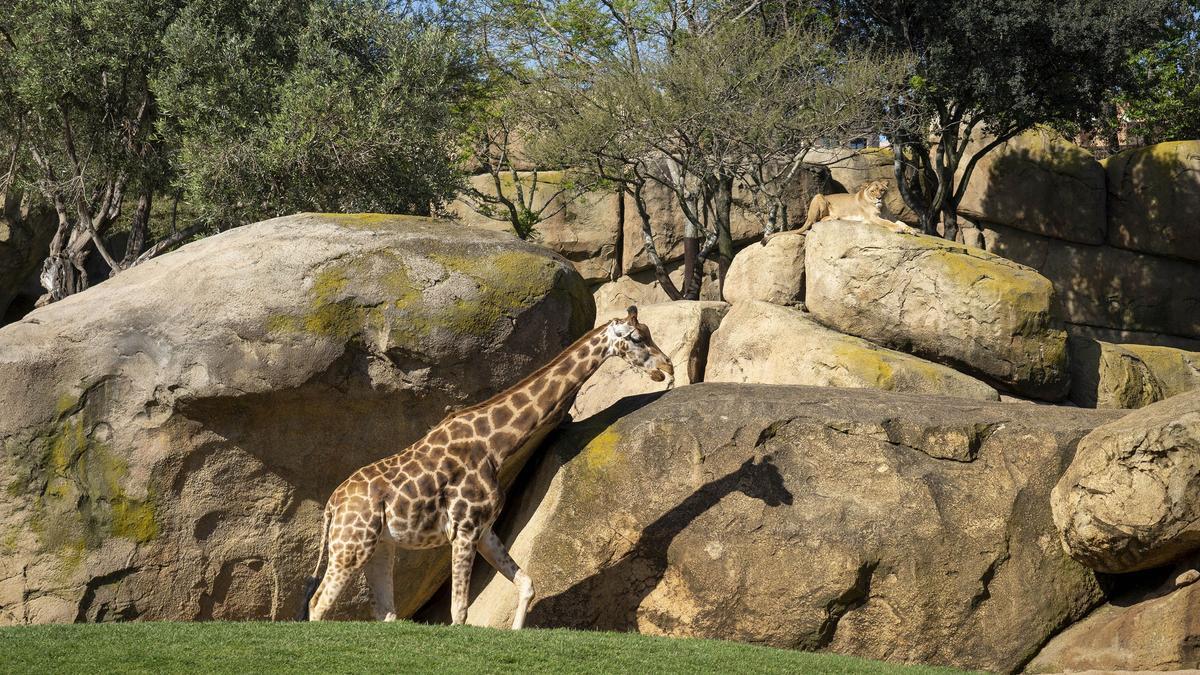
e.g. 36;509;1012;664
526;455;793;631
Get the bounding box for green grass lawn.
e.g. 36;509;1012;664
0;621;966;674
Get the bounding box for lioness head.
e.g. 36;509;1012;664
862;180;889;206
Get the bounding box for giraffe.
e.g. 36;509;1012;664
300;306;674;628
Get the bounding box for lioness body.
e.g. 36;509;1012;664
800;180;915;233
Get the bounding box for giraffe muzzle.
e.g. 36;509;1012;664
650;359;675;389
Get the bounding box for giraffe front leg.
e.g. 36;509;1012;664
364;539;397;621
450;537;477;625
477;528;534;630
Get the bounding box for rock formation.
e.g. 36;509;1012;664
723;233;805;306
1069;336;1200;408
446;172;621;284
706;302;998;401
805;220;1069;400
957;128;1107;244
1105;140;1200;263
1028;555;1200;672
1053;389;1200;573
0;212;593;625
427;384;1119;673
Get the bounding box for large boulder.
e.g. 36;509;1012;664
0;213;593;625
706;301;998;401
980;220;1200;342
1069;336;1200;408
447;172;621;283
1028;556;1200;672
1052;389;1200;573
570;301;729;420
805;220;1069;400
723;233;805;306
1105;140;1200;263
956;129;1106;244
427;384;1119;673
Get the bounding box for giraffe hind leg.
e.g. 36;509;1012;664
308;539;377;621
363;538;397;621
477;528;534;630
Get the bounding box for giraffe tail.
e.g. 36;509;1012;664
298;504;332;621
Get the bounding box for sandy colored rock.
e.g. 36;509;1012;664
621;181;762;275
706;302;998;401
981;221;1200;342
419;384;1119;673
1124;342;1200;398
1067;324;1200;352
592;261;723;317
570;301;729;420
1053;389;1200;573
1105;140;1200;263
1028;556;1200;672
447;172;621;282
957;129;1106;244
805;220;1069;400
723;233;805;306
1069;336;1200;408
0;212;593;625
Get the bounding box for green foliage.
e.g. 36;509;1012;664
1113;7;1200;144
478;0;910;291
826;0;1176;233
157;0;479;225
0;0;482;302
0;621;970;674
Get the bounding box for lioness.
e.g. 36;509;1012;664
800;180;917;234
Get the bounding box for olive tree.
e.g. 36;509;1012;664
0;0;480;311
827;0;1179;239
484;0;910;298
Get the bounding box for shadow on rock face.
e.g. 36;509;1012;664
525;454;793;631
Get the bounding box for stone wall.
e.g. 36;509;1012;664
961;132;1200;348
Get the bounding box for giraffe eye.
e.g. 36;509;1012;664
629;334;642;344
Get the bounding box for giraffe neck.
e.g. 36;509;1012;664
480;327;611;466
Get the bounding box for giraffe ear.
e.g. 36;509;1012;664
626;305;638;324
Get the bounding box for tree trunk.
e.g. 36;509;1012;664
712;174;735;301
632;181;682;300
941;201;960;242
121;191;153;271
681;236;700;299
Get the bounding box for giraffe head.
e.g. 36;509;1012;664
604;306;675;388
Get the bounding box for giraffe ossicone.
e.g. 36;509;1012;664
300;305;674;628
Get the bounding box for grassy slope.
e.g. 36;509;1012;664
0;621;966;674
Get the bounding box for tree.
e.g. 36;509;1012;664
1109;6;1200;145
158;0;477;227
0;0;175;302
458;89;583;240
827;0;1178;239
482;0;909;299
0;0;481;309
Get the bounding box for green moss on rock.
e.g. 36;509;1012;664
3;410;160;568
311;213;440;231
267;232;592;348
